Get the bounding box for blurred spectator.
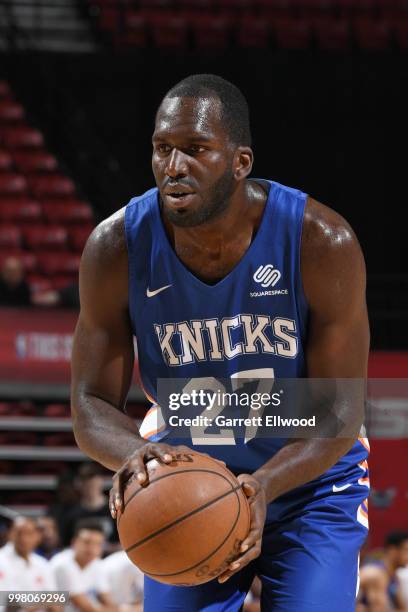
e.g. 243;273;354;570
36;516;61;560
0;257;31;307
357;530;408;610
101;551;144;611
32;283;79;309
0;517;57;603
49;471;78;547
51;519;118;612
61;463;118;548
397;565;408;607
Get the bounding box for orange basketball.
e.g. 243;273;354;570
116;450;250;586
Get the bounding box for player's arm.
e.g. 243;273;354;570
219;197;369;582
71;209;190;511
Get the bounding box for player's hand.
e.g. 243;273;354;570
109;442;192;517
218;474;266;583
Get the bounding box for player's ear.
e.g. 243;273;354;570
233;147;253;181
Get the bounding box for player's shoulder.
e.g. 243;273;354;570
302;196;363;265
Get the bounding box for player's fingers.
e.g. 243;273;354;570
146;443;173;464
218;539;262;583
108;487;117;518
128;452;151;485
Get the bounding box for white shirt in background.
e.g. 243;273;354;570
0;542;56;591
50;548;108;612
101;551;144;605
397;566;408;606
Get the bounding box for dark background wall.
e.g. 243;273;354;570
4;49;408;346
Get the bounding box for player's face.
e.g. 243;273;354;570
152;96;236;227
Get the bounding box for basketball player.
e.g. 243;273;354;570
71;74;370;611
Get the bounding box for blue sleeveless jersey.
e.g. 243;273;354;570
125;179;369;522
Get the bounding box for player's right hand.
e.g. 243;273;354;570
109;442;192;518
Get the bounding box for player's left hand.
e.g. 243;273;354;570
217;474;267;583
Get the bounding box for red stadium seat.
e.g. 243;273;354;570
99;6;119;30
20;461;69;476
41;200;93;224
11;401;38;416
69;226;94;252
0;81;12;99
9;491;54;505
0;173;28;195
0;199;43;224
13;151;58;174
28;175;76;199
43;403;70;418
120;11;148;47
394;21;408;49
52;275;77;289
0;402;13;416
23;225;68;251
2;127;44;149
43;432;76;446
0;225;22;248
0;432;38;445
0;461;13;474
38;252;81;275
272;18;312;49
353;18;392;50
0;102;25;123
149;13;189;49
178;0;216;8
0;149;13;170
0;250;38;273
217;0;254;9
139;0;174;8
191;13;233;50
236;16;270;48
313;18;350;50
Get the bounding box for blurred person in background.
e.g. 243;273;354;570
0;257;31;307
357;530;408;611
101;550;144;611
62;463;118;549
48;471;78;547
51;519;118;612
0;517;57;602
32;283;79;309
36;516;61;560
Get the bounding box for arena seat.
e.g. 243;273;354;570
23;226;68;251
13;152;58;174
191;13;233;49
41;200;93;225
2;127;44;150
0;250;37;274
149;13;189;49
69;226;94;252
28;175;76;199
26;275;53;293
0;102;25;124
11;401;38;416
8;491;54;505
43;404;71;418
236;16;270;48
0;149;13;170
353;18;392;50
394;21;408;49
0;173;28;196
0;199;43;224
217;0;254;10
0;81;12;99
120;11;148;47
37;252;81;276
313;18;350;50
0;402;13;416
0;432;38;445
272;18;313;49
20;461;70;476
42;432;76;447
0;225;22;249
52;275;78;289
98;6;119;31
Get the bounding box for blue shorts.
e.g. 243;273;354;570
143;481;368;611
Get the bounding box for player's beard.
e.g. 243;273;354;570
162;168;235;228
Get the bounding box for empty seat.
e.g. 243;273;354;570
0;102;25;123
52;275;78;290
42;200;93;224
69;226;94;252
2;127;44;149
38;252;81;275
191;14;232;49
313;18;350;49
13;152;58;174
0;173;28;196
43;432;76;446
236;16;270;48
0;225;22;248
394;21;408;49
43;403;70;417
28;175;76;199
23;225;68;251
12;401;38;416
27;274;53;293
0;402;13;416
9;491;54;505
120;11;148;47
0;149;13;170
0;432;38;445
0;199;43;224
273;18;312;49
99;6;119;30
0;250;38;274
20;461;69;476
353;18;392;50
149;13;189;48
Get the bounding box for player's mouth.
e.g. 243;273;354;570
164;192;197;208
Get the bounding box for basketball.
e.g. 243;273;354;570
116;450;250;586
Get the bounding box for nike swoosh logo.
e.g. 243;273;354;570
146;284;172;298
332;483;352;492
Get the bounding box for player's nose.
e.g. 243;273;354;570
165;148;188;179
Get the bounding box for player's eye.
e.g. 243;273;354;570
156;143;171;154
187;145;205;155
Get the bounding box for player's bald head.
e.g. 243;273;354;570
158;74;252;148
